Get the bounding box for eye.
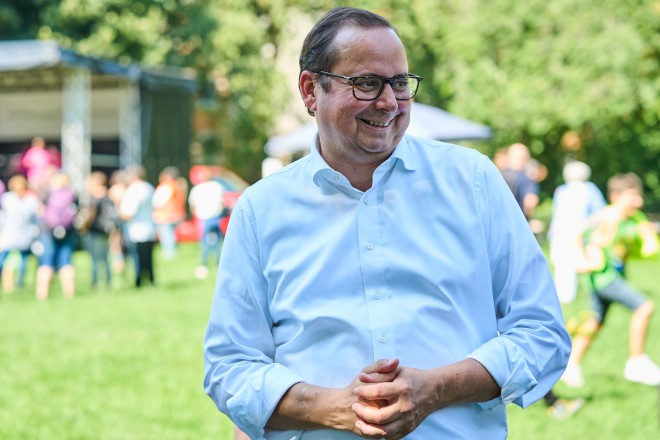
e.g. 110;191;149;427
354;77;381;91
392;78;409;90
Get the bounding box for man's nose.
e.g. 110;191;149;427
374;83;398;110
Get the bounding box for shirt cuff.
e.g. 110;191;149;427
227;363;304;439
467;338;537;409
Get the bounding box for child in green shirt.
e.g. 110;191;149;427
561;173;660;387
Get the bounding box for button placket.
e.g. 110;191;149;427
357;186;397;359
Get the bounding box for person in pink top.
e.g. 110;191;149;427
21;137;58;200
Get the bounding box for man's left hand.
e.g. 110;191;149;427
351;366;439;439
352;358;500;439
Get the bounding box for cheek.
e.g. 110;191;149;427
330;102;360;123
397;110;412;126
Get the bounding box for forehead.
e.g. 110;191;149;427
620;188;641;196
330;25;407;73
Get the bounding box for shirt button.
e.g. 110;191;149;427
374;291;381;299
380;336;387;343
363;197;369;205
367;243;374;250
333;175;340;181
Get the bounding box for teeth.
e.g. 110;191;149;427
364;119;390;127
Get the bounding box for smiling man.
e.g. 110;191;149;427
204;7;570;439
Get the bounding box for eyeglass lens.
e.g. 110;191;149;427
353;76;419;100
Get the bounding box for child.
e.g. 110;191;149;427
561;173;660;387
36;171;78;300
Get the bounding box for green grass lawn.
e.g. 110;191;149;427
507;254;660;439
0;243;233;440
1;242;659;439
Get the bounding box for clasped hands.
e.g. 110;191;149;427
346;358;439;439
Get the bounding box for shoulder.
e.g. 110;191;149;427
553;184;567;196
401;136;500;202
406;135;483;157
403;135;489;175
127;181;152;197
0;191;14;203
242;155;312;200
142;181;155;194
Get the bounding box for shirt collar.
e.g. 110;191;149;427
390;135;418;172
311;133;418;187
309;134;326;170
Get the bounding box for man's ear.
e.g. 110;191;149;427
299;71;317;114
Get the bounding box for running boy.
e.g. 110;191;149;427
561;172;660;387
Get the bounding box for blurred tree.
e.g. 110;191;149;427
0;0;44;39
391;0;660;208
199;0;293;182
0;0;330;182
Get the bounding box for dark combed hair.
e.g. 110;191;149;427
299;7;396;103
299;7;395;74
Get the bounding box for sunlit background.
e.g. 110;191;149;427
1;1;659;439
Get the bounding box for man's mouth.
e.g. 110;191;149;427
362;119;391;128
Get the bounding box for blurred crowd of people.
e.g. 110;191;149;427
0;137;230;300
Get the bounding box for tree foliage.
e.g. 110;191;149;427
2;0;660;207
398;0;660;208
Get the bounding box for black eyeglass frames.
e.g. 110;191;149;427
315;71;423;101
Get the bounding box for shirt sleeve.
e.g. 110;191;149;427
203;195;304;439
151;185;172;209
467;158;571;408
119;187;138;219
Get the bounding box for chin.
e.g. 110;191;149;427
360;133;403;153
357;144;396;157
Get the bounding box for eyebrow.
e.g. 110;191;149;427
352;72;411;78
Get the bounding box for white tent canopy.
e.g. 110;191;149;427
0;40;196;192
265;102;492;157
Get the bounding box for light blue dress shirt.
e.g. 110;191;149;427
204;135;571;439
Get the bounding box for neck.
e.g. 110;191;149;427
317;141;390;192
320;152;380;192
342;167;376;192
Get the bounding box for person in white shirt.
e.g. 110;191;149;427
0;175;40;291
188;168;225;279
548;161;606;303
119;165;156;287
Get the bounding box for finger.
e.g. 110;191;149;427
353;401;400;425
359;358;400;383
361;358;399;375
354;382;397;401
359;369;398;383
354;418;387;438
